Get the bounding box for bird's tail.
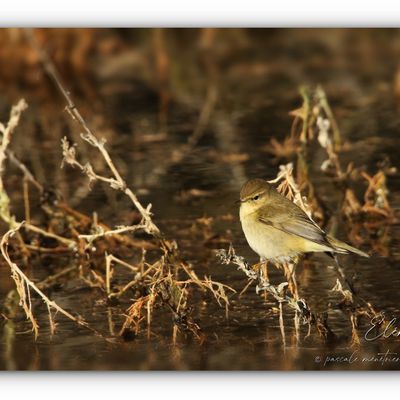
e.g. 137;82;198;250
327;235;370;258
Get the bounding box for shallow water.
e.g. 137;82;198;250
1;28;400;370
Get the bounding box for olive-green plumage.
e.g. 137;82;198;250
239;178;369;262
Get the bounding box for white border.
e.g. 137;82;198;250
0;0;400;26
0;373;399;399
0;0;398;396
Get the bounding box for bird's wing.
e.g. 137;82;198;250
258;197;330;248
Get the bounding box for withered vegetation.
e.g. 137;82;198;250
0;30;398;353
0;33;234;343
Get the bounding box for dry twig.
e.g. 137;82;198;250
26;29;160;237
1;223;90;338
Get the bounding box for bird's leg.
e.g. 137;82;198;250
251;261;262;272
282;258;299;300
252;258;269;281
260;258;269;283
251;257;269;281
252;258;270;301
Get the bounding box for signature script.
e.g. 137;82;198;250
365;313;400;341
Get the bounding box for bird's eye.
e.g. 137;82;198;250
253;195;259;201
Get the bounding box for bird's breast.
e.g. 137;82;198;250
239;209;302;262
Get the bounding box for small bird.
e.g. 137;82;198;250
239;178;369;263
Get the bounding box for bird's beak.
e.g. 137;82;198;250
235;199;242;204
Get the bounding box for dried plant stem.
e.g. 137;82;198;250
22;179;30;224
0;99;28;227
8;150;43;193
268;163;313;218
179;262;234;315
217;245;310;317
0;97;100;335
187;85;218;148
56;203;155;249
294;311;301;343
315;85;341;149
37;265;79;290
350;314;360;346
146;83;218;187
279;301;286;348
1;107;76;250
23;222;77;249
105;254;141;273
79;223;148;243
105;255;112;295
105;253;145;295
109;263;159;299
24;245;70;254
1;224;88;338
26;29;160;236
0;100;36;261
0;100;28;188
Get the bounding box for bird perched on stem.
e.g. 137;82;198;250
239;178;369;264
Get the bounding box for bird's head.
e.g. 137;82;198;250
239;178;272;215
